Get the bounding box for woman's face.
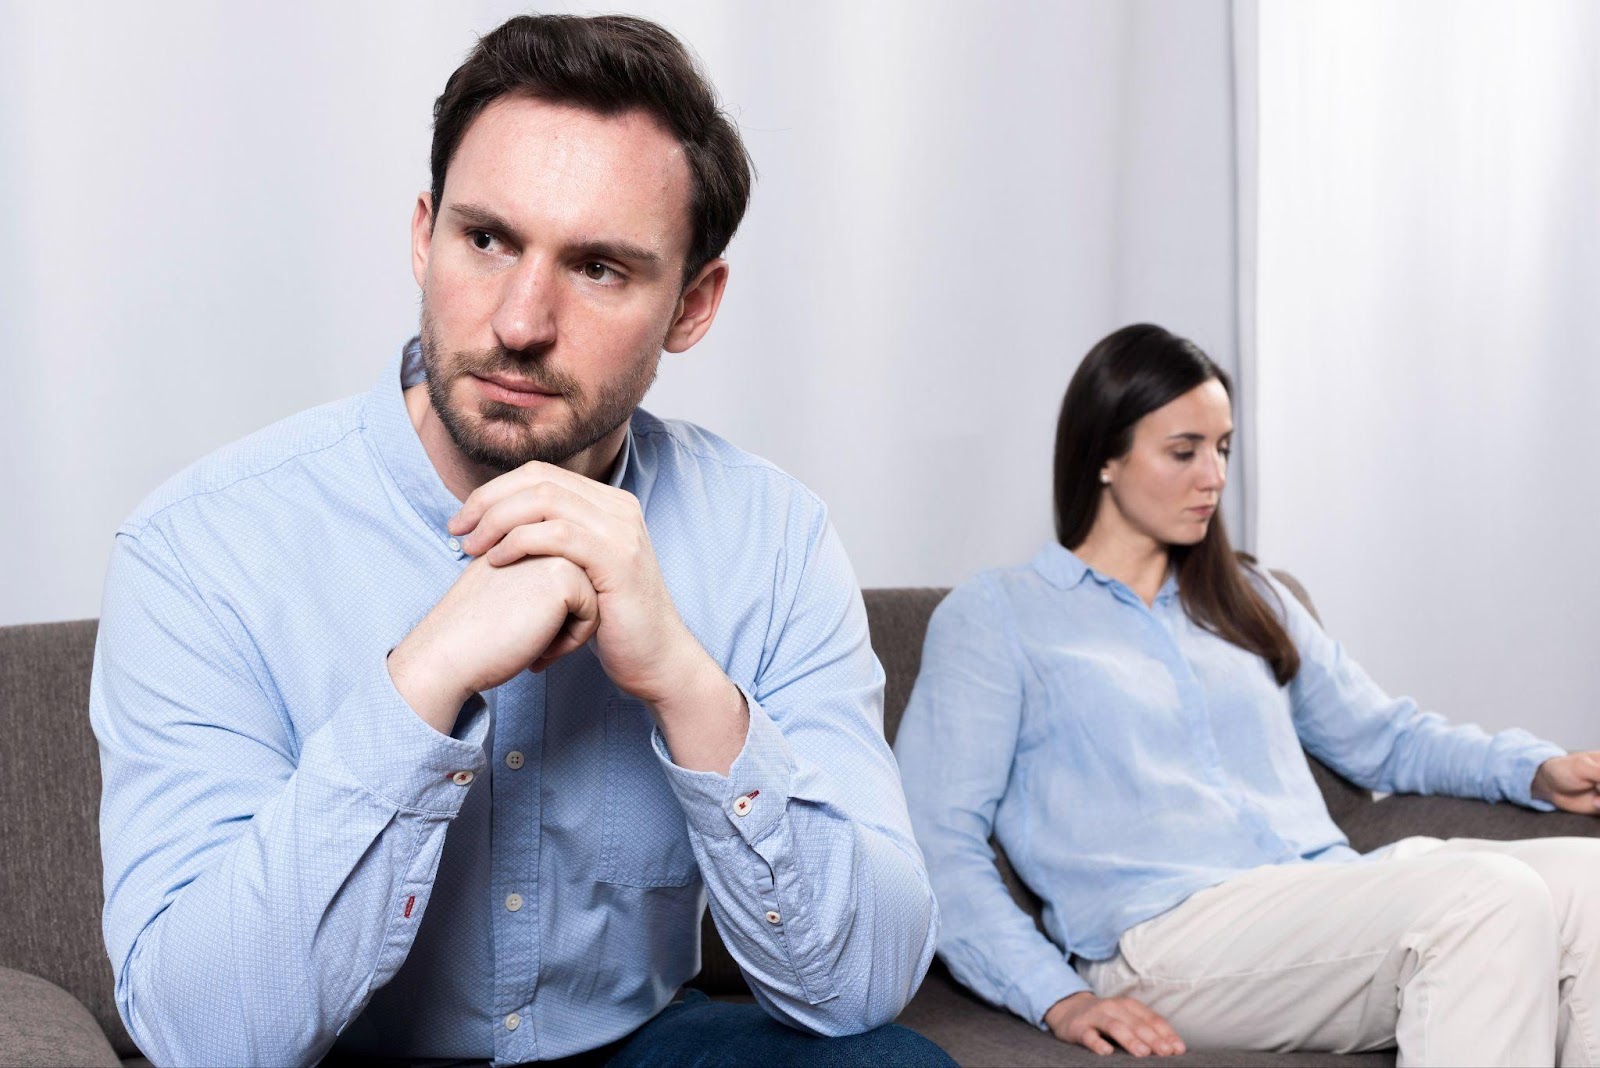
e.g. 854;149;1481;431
1099;378;1233;548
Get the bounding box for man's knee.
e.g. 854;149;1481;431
607;995;956;1068
811;1023;958;1068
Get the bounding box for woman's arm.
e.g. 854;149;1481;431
893;579;1088;1028
1269;572;1566;807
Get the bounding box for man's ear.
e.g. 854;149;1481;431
664;259;730;354
410;192;434;289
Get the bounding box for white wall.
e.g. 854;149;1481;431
1253;1;1600;749
0;0;1238;625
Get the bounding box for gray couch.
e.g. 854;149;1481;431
4;579;1596;1067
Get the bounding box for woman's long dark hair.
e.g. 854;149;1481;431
1054;324;1300;685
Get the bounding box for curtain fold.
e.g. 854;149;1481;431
1251;0;1600;748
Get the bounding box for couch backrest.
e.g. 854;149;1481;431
0;575;1368;1038
0;619;134;1057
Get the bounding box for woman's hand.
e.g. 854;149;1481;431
1044;991;1186;1057
1531;751;1600;814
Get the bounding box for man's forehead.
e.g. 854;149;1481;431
444;95;693;254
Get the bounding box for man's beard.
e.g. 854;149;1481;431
419;314;660;473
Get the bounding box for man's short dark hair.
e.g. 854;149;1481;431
431;14;754;284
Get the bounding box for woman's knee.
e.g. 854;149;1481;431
1482;837;1600;923
1425;853;1558;962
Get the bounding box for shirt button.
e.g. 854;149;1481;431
505;1012;521;1031
505;892;523;912
447;537;462;552
450;770;474;786
732;789;758;817
765;910;782;925
505;750;525;770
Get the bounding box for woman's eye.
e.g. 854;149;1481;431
1174;452;1195;462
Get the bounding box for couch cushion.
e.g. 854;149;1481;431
0;966;120;1068
0;620;136;1058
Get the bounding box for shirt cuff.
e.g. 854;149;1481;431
650;685;796;841
312;655;489;814
1024;963;1092;1031
1496;737;1567;810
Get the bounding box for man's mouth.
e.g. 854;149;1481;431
471;373;562;409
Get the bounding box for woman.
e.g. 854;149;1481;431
893;324;1600;1064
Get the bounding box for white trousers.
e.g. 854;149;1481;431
1079;837;1600;1067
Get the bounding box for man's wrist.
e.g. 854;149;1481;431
643;636;748;774
387;638;473;735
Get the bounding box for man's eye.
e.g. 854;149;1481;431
582;262;619;283
470;230;495;251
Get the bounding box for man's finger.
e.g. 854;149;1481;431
464;482;618;558
451;461;629;535
484;518;587;568
530;615;598;671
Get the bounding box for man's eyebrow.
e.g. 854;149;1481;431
445;203;662;268
446;202;518;235
574;238;661;267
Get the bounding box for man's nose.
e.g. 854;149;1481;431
492;257;558;354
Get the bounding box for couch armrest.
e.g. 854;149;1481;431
0;966;121;1067
1343;794;1600;855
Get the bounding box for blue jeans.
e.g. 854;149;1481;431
323;991;956;1068
596;989;957;1068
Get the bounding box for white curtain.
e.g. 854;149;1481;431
0;0;1240;624
1245;0;1600;748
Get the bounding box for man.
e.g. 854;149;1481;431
91;15;947;1066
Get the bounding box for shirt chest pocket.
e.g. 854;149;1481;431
598;697;702;888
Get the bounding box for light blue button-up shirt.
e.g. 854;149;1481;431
892;543;1563;1028
91;341;937;1067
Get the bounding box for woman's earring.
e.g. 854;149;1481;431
1099;472;1111;486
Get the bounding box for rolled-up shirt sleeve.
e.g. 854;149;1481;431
92;524;485;1067
651;510;938;1037
1271;574;1565;808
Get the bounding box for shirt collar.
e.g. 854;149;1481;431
1031;541;1180;605
1031;542;1092;590
366;337;635;549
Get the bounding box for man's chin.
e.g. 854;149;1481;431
437;405;570;470
464;428;577;471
